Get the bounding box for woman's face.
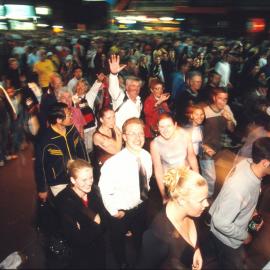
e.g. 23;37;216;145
158;118;177;140
151;83;164;99
72;167;93;194
101;110;116;129
182;185;209;217
191;108;205;126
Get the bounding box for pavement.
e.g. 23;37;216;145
0;146;270;269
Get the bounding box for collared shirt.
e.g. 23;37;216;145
109;74;142;130
99;148;152;216
209;159;261;248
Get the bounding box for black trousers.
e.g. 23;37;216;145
109;202;147;266
210;232;245;269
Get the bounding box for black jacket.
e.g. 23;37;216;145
55;185;105;247
34;125;88;192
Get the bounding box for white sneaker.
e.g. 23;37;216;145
0;161;4;167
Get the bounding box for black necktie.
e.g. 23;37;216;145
137;157;148;201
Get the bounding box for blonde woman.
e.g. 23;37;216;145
55;159;106;269
137;167;208;269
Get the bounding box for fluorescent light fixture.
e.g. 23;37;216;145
37;23;49;27
35;7;51;15
118;19;136;24
159;17;174;21
176;18;185;21
52;25;63;28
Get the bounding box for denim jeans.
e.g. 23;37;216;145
200;158;216;197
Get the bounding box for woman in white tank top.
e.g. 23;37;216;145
150;113;199;203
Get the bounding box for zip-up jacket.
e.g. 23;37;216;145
34;125;88;192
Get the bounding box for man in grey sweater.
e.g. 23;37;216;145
209;137;270;269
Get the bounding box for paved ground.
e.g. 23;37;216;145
0;146;270;269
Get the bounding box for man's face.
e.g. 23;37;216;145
51;77;63;90
213;92;228;111
189;75;202;92
210;74;221;87
74;68;83;79
9;60;18;70
123;123;145;153
126;80;141;100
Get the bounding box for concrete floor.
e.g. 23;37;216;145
0;146;270;269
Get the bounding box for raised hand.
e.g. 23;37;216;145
108;54;126;75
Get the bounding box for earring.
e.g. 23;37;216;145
178;199;184;207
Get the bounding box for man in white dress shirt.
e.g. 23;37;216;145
99;117;152;268
108;54;143;130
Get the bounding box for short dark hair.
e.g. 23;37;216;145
47;102;68;125
252;137;270;164
210;87;228;102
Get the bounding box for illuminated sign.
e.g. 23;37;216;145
247;18;266;33
5;5;36;20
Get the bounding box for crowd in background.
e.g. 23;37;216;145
1;29;270;269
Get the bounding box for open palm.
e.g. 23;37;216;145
109;54;126;74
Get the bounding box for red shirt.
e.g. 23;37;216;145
143;94;170;138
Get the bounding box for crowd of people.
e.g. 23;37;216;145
1;30;270;269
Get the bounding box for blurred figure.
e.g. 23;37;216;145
175;71;203;125
67;67;83;94
33;50;55;92
72;78;96;154
199;71;221;104
58;91;86;138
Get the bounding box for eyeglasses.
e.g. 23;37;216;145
125;132;145;138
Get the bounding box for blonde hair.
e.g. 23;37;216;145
122;117;144;134
164;167;207;200
67;159;92;179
